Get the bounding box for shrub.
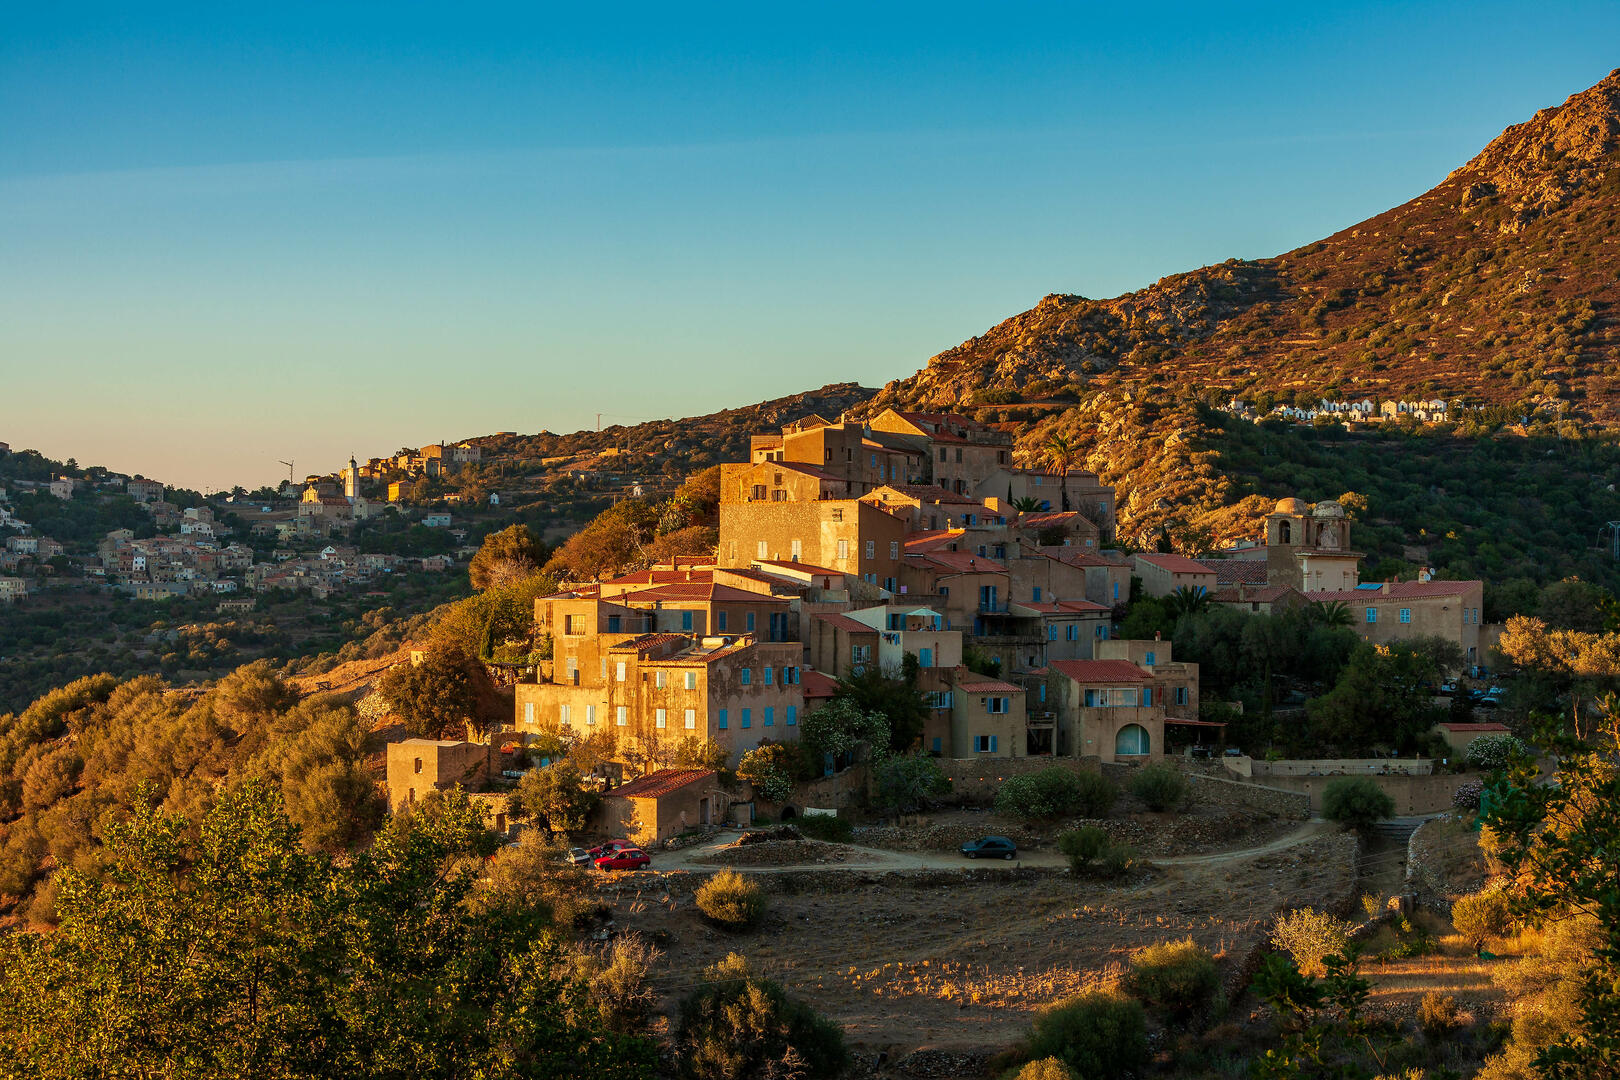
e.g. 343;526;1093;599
1465;734;1528;771
1453;779;1484;810
676;953;848;1080
1127;763;1189;812
1057;827;1109;873
1025;990;1148;1080
1270;908;1353;976
794;813;853;843
1418;991;1464;1037
1125;938;1220;1018
874;755;950;811
1010;1058;1080;1080
694;870;766;931
1321;777;1395;833
1451;883;1514;948
1096;842;1136;878
995;767;1114;820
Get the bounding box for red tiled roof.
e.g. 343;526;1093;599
606;582;789;604
813;612;877;635
755;559;845;577
609;768;716;800
1013;599;1110;615
904;551;1006;575
877;484;980;505
1210;586;1298;604
948;667;1023;694
777;461;843;482
607;633;691;652
1135;552;1217;575
801;669;841;698
1018;511;1082;527
1208;560;1269;585
1048;659;1150;683
1307;580;1484;602
1438;722;1510;733
904;529;964;553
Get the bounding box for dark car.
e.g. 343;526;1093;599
960;835;1017;860
588;839;635;859
594;847;651;871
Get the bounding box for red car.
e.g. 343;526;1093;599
588;839;636;859
594;847;651;871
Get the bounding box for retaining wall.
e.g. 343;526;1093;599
1186;773;1312;819
937;755;1103;802
1260;771;1482;814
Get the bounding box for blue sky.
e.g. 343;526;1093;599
4;3;1617;490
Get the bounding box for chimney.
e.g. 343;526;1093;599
1154;630;1161;642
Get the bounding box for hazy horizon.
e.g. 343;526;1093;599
6;3;1619;490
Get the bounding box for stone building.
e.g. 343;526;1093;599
386;739;492;810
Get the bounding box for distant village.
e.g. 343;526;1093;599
1221;395;1564;428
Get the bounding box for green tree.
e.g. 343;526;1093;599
1024;990;1147;1080
873;754;951;811
796;696;889;773
0;782;656;1079
1320;776;1395;834
467;523;546;590
737;742;797;803
833;664;929;754
512;761;601;836
376;648;483;739
675;952;848;1080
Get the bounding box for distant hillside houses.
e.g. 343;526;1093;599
1223;396;1473;427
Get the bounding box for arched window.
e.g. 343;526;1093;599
1115;724;1150;757
1277;520;1292;544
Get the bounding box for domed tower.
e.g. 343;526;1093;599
344;455;359;500
1265;497;1362;592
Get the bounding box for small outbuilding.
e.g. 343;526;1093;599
600;768;722;846
1433;721;1510;756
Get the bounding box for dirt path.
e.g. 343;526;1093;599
655;819;1332;874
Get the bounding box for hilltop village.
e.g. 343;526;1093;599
389;407;1493;839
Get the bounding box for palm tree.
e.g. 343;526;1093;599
1166;585;1212;620
1042;434;1079;511
1308;600;1352;627
1009;496;1043;514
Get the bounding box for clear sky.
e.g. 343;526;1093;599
4;3;1617;491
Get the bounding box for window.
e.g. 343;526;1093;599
1142;688;1152;707
586;705;596;725
751;484;766;500
655;670;666;688
1032;585;1042;601
764;665;774;685
566;659;579;685
830;507;843;522
1115;724;1150;756
740;668;752;685
1066;624;1079;641
986;697;1008;714
1144;651;1156;667
865;540;875;560
746;611;756;632
718;611;728;631
889;540;899;559
607;614;620;632
757;540;768;559
1399;608;1411;624
523;702;534;725
718;709;729;730
932;736;942;752
564;614;584;635
974;734;998;753
1038;683;1046;703
685;671;697;690
870;454;877;467
790;539;801;560
785;706;797;726
684;708;696;729
919;647;932;668
741;708;752;729
764;707;775;726
655;708;667;729
1366;607;1378;624
1097;625;1110;640
559;704;571;725
1048;625;1059;641
1084;689;1098;707
614;661;626;682
1175;687;1188;706
616;707;627;727
939;448;947;462
1113;582;1120;600
837;538;849;560
681;610;693;631
413;757;423;775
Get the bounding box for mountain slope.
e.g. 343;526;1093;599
864;69;1620;422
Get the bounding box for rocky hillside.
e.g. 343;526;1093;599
863;70;1620;424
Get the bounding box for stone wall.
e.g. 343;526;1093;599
1261;770;1482;814
1186;773;1311;819
1251;758;1433;778
938;755;1102;803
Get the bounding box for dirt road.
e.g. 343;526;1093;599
655;819;1333;874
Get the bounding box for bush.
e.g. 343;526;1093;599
1451;883;1514;948
794;814;853;843
1056;826;1134;878
1453;778;1484;810
995;768;1114;820
1125;938;1220;1018
1126;763;1189;812
676;953;848;1080
1270;908;1353;976
874;755;951;811
1096;842;1136;878
1418;991;1465;1037
1465;734;1529;771
1321;777;1395;833
1025;990;1148;1080
1009;1058;1080;1080
694;870;766;931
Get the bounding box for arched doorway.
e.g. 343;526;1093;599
780;805;798;820
1115;724;1151;757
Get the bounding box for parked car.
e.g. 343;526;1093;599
960;835;1017;861
1224;747;1244;757
562;847;592;866
1482;686;1506;701
594;847;651;871
1189;745;1213;760
588;839;635;859
1439;680;1458;694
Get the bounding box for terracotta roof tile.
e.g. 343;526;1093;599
1135;552;1217;575
1208;560;1270;585
1048;659;1150;683
609;768;716;800
813;612;877;635
1307;580;1484;602
801;669;841;698
949;667;1023;694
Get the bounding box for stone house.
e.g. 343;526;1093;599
599;768;723;845
1131;552;1217;599
940;668;1026;758
1306;579;1487;667
385;739;493;810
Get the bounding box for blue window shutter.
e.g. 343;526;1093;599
990;735;998;752
681;610;693;630
786;706;797;725
718;709;728;730
746;612;756;631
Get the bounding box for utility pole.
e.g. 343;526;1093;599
1602;521;1620;560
